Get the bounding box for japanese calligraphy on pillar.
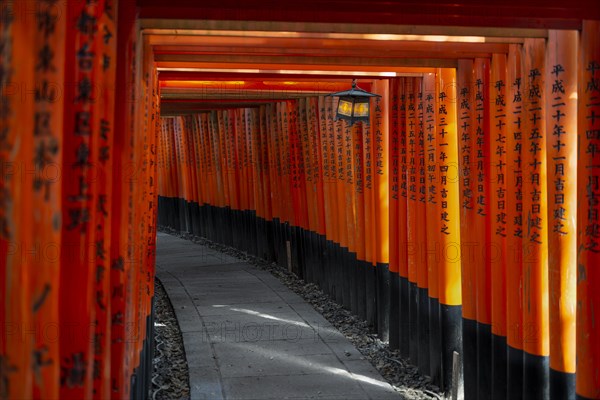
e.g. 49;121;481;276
510;69;524;240
492;67;507;238
459;71;474;212
93;3;117;396
31;0;66;395
362;106;371;191
408;84;417;202
474;63;488;218
581;50;600;252
526;65;545;245
60;1;107;395
547;63;569;235
577;20;600;400
391;83;400;202
417;88;426;205
437;80;452;236
424;78;436;209
400;82;408;200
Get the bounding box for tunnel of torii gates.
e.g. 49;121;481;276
1;0;600;399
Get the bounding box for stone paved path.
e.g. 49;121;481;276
156;232;400;400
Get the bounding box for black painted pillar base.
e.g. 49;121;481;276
549;367;575;400
440;304;462;394
492;333;508;400
376;263;390;342
429;297;442;387
341;248;352;310
478;322;493;400
523;351;549;400
356;260;367;321
417;287;430;374
507;345;524;400
399;276;410;359
388;271;400;350
365;262;377;330
349;252;359;315
408;281;419;365
463;317;478;400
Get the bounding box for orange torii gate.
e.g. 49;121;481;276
2;1;600;398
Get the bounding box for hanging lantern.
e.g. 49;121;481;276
328;79;381;125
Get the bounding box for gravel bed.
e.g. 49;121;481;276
157;227;443;400
152;279;191;400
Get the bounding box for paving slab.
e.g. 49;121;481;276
156;232;400;400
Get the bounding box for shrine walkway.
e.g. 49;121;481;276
155;233;400;400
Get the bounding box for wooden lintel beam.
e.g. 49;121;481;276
154;55;458;68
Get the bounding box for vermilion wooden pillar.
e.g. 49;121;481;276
31;0;66;397
406;77;420;365
0;2;35;398
521;38;550;400
363;98;377;328
415;77;430;374
473;57;493;400
372;80;390;342
489;53;508;400
388;78;401;350
505;43;525;400
436;68;463;394
60;1;105;397
546;29;577;400
576;20;600;400
398;78;410;359
423;71;440;383
457;59;478;400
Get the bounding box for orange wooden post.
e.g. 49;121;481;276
190;117;201;231
272;104;286;265
218;110;231;242
372;80;390;341
110;2;138;390
576;19;600;400
352;114;367;320
545;30;577;400
521;38;550;399
334;111;348;305
423;72;440;382
235;110;248;247
505;43;525;400
436;68;463;393
92;5;118;398
299;99;314;278
363;94;378;328
344;118;358;312
279;102;293;245
398;78;410;359
325;96;339;299
388;78;401;350
29;0;66;397
415;77;430;373
266;104;279;261
255;106;266;254
406;77;420;364
457;59;478;399
192;114;203;235
60;1;106;397
318;96;333;293
473;57;493;400
308;97;327;288
0;2;35;398
489;53;508;399
228;109;240;235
